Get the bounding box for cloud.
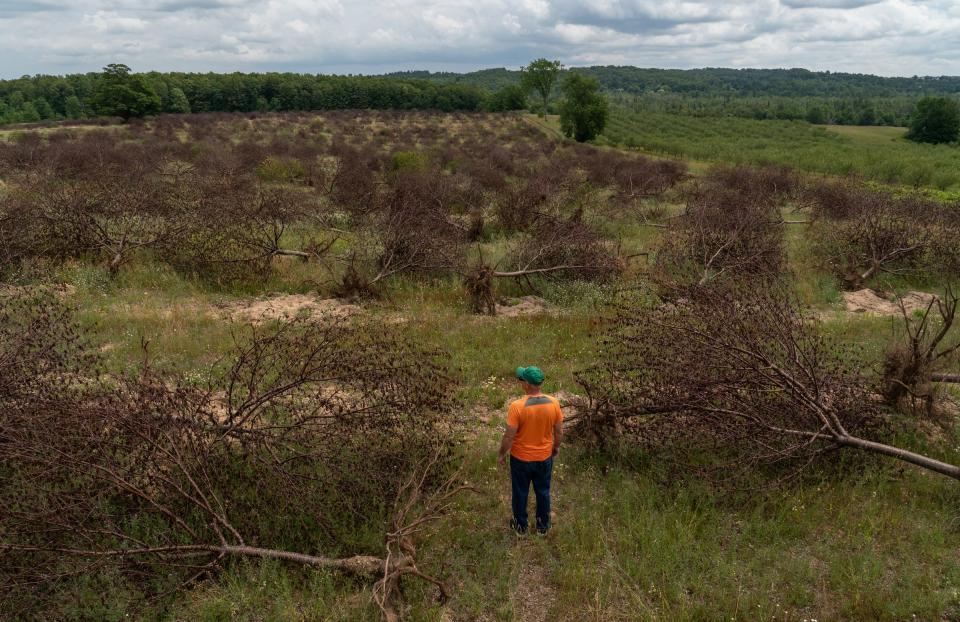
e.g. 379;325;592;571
0;0;957;77
781;0;881;8
0;1;65;17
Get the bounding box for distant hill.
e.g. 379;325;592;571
383;66;960;98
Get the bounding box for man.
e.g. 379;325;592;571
497;366;563;535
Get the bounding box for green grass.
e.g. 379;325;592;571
603;105;960;192
162;434;960;621
37;246;958;621
821;124;909;144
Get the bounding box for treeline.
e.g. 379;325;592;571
612;93;920;126
388;66;960;98
386;65;960;127
0;71;493;125
6;64;960;127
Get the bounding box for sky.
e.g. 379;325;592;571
0;0;958;79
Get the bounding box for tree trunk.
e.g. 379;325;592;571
837;434;960;480
931;373;960;384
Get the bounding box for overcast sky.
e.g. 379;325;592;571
1;0;958;79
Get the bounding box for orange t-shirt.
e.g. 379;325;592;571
507;394;563;462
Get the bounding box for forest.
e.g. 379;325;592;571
390;65;960;126
0;70;488;125
4;65;960;127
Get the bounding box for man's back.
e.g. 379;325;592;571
508;394;563;462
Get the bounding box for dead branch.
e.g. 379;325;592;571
576;280;960;482
882;287;960;415
0;294;468;618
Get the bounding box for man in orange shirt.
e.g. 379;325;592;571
497;366;563;535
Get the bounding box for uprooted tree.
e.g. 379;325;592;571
652;166;794;293
803;182;960;289
0;290;471;620
465;212;622;315
333;169;470;297
882;287;960;415
575;281;960;481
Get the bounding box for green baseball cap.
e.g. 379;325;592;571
515;366;545;385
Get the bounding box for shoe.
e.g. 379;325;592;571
536;523;550;536
509;518;528;536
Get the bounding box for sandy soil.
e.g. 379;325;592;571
842;289;938;315
495;296;554;318
222;294;362;324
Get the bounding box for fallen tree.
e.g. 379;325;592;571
576;281;960;481
882;287;960;415
652;166;791;293
803;182;957;289
465;213;621;314
0;291;470;619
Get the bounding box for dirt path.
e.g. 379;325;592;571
511;548;556;622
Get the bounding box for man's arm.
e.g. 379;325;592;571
498;426;517;467
551;421;563;458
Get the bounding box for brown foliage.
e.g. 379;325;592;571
0;293;466;618
653;166;790;292
882;288;960;416
804;181;960;288
576;281;960;481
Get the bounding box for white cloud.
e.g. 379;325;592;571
81;10;147;32
0;0;958;77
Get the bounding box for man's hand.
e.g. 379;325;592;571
498;425;517;469
551;421;563;459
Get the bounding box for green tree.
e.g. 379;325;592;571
805;105;827;124
33;97;54;120
558;73;608;142
90;63;161;121
907;96;960;144
19;101;40;123
521;58;562;118
167;87;191;114
485;84;527;112
64;95;84;119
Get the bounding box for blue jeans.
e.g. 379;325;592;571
510;455;553;532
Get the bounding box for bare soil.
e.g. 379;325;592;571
495;296;554;318
511;551;555;622
222;294;361;324
842;289;938;316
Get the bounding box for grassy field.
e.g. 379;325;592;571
2;112;959;621
39;257;960;622
602;104;960;193
821;124;909;143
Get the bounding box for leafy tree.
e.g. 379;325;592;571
485;84;526;112
907;97;960;144
805;105;826;124
19;101;40;123
558;73;608;142
521;58;562;118
64;95;84;119
167;87;191;114
33;98;54;120
90;63;161;121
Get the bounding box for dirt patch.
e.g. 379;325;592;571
512;554;555;622
842;289;938;316
222;295;361;324
495;296;554;318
